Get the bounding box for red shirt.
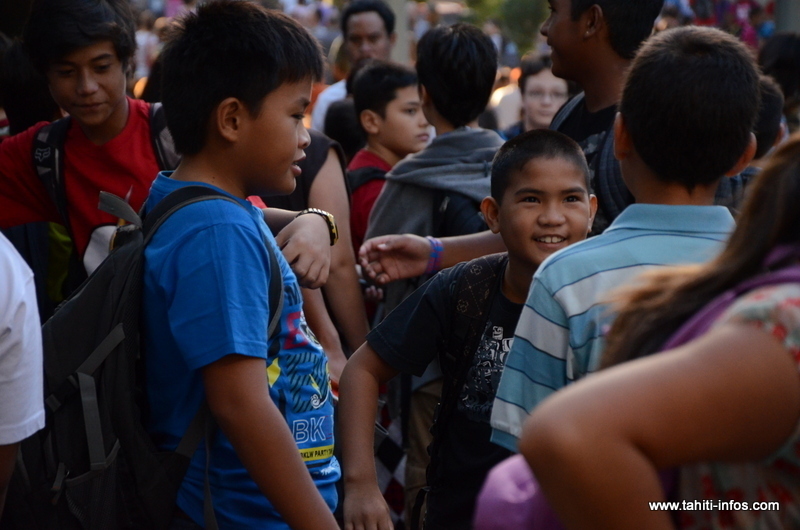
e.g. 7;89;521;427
0;98;161;272
347;149;391;254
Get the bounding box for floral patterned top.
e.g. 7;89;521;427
677;283;800;529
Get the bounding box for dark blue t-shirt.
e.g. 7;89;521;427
143;174;339;528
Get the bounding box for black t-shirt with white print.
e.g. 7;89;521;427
367;259;520;529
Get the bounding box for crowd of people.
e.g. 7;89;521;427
1;0;800;529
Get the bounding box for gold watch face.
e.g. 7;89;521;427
329;214;339;244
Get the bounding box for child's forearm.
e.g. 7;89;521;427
338;345;398;529
440;230;506;269
203;355;338;530
323;250;369;353
338;346;388;485
308;147;370;351
301;287;348;384
262;208;297;233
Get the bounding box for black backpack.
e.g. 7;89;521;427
31;102;180;296
0;185;284;530
410;253;507;529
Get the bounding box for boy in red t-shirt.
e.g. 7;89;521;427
348;61;430;254
0;0;331;285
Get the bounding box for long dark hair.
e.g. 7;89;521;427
602;133;800;368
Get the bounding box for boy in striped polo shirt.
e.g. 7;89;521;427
490;26;761;451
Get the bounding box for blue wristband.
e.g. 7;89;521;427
425;236;444;274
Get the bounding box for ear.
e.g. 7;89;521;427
583;4;605;40
724;132;757;177
419;84;431;106
360;109;382;135
587;194;598;234
215;97;246;143
774;122;787;149
613;112;633;161
389;31;398;47
480;196;502;234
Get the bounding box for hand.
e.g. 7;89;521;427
276;214;331;289
358;234;430;286
326;351;347;388
344;482;394;530
364;285;384;303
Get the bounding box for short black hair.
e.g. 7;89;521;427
352;60;417;122
754;75;785;159
1;38;61;135
416;23;497;128
518;54;552;92
324;99;366;162
23;0;136;73
570;0;663;59
161;0;323;155
491;129;589;203
341;0;395;37
758;33;800;107
620;26;759;189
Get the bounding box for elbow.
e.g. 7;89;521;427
329;244;357;276
519;401;592;484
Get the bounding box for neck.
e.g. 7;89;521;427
580;54;629;113
171;148;247;199
523;118;546;133
630;168;721;206
501;257;535;305
424;105;478;136
365;139;400;167
80;96;130;145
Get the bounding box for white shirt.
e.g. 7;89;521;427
0;233;44;445
311;79;348;132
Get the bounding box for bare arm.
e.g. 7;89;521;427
359;231;505;285
308;148;370;352
521;323;800;530
302;287;348;387
0;443;18;517
264;209;331;289
338;343;399;530
203;354;338;530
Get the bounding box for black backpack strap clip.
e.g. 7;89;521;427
33;117;74;235
149;102;181;171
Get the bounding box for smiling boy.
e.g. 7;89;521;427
339;129;597;530
142;3;339;528
0;0;330;286
491;26;759;453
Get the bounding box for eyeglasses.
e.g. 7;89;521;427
526;90;569;102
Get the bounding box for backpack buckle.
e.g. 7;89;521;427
50;462;67;505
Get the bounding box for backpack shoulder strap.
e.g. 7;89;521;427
433;253;507;457
593;121;634;224
33;116;74;235
412;253;507;528
148;102;180;171
549;92;585;132
141;186;284;339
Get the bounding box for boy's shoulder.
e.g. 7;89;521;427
385;128;502;188
145;177;264;248
536;204;735;290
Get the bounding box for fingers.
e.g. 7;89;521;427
292;254;328;288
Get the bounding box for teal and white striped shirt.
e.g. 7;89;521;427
490;204;736;451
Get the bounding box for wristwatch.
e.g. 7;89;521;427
296;208;338;246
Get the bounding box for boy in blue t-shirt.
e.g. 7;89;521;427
339;129;598;529
142;3;339;528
